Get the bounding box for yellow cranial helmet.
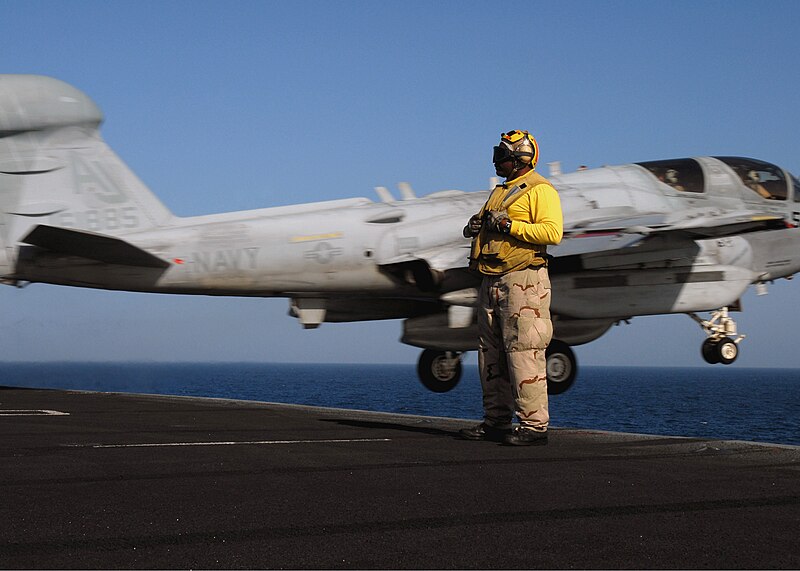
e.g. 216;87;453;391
493;130;539;169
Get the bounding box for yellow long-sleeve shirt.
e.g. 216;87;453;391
506;175;563;246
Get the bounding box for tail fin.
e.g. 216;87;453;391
0;75;174;275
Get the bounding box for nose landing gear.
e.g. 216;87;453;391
690;307;744;365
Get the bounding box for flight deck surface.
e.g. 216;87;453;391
1;386;798;569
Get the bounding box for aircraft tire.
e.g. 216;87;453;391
715;337;738;365
417;349;462;393
701;338;721;364
546;340;577;395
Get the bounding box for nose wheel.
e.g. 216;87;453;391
690;307;744;365
701;336;739;365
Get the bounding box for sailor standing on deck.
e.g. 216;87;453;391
460;130;563;446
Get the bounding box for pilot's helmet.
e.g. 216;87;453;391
748;170;760;183
665;169;679;183
493;130;539;169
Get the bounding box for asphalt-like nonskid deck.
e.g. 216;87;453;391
1;386;798;569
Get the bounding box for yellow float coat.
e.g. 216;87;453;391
470;169;563;275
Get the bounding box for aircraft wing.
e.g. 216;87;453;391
22;225;170;268
378;208;787;277
553;210;787;258
396;242;473;272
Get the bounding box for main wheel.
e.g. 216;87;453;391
701;338;720;364
716;337;738;365
546;340;577;395
417;349;462;393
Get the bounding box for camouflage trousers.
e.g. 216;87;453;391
478;266;553;431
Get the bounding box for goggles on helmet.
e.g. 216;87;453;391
492;144;514;164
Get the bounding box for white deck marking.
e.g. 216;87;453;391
0;409;70;416
77;438;392;449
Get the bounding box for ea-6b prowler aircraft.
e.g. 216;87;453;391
1;75;799;394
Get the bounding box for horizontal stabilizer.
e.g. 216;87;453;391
22;225;170;268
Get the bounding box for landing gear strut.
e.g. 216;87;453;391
417;349;463;393
690;307;744;365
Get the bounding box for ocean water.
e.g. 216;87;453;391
1;362;798;446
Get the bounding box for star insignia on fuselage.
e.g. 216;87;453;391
304;242;343;264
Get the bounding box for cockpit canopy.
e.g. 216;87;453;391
636;156;800;201
636;158;704;193
715;156;787;200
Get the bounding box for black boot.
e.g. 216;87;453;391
458;422;512;442
504;427;548;446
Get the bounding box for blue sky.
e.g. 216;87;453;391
1;0;799;367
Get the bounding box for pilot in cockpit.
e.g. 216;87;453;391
746;170;772;199
664;168;685;192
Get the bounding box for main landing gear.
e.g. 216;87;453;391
417;349;463;393
416;341;579;395
545;340;578;395
689;307;744;365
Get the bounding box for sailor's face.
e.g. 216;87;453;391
494;159;514;179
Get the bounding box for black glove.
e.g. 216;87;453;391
485;210;512;234
463;214;483;238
